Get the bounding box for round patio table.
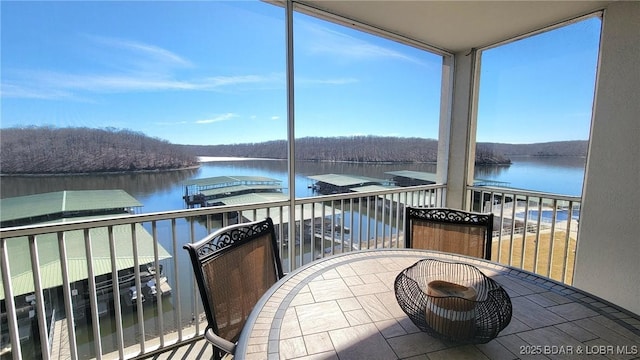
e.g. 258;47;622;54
236;249;640;359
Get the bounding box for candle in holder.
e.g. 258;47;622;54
425;280;477;339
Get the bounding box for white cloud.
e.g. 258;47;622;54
44;71;198;91
1;35;283;100
200;74;281;90
196;113;239;124
270;116;280;120
1;82;76;100
2;69;281;100
300;20;426;66
86;35;192;68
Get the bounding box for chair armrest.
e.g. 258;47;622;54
204;328;237;355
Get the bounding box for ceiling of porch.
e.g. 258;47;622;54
291;0;613;53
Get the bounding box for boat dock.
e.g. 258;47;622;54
183;175;285;207
307;174;394;195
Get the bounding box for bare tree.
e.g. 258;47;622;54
0;127;198;174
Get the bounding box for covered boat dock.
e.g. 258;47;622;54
0;189;143;227
0;190;172;345
385;170;438;186
183;175;284;207
308;173;393;194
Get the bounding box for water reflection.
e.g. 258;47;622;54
0;168;199;199
508;155;586;169
0;157;584;208
474;164;510;178
297;161;438;179
474;156;586;196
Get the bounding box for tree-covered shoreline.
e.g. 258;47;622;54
0;127;198;175
0;127;587;175
181;137;587;165
180;136;517;165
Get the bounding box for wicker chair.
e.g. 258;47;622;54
405;207;494;260
183;218;285;360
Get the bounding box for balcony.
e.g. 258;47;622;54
1;184;592;359
2;0;638;359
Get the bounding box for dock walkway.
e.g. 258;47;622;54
50;319;71;360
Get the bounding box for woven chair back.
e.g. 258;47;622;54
204;232;278;341
185;218;284;345
405;207;493;260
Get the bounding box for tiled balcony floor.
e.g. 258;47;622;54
49;248;639;360
149;338;212;360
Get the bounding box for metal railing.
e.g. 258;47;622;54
1;184;582;359
467;186;581;285
0;184;445;360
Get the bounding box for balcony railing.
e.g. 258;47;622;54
467;185;581;285
0;184;581;359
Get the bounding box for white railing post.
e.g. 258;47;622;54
467;185;581;284
28;235;50;360
84;228;103;359
58;231;78;360
108;225;125;359
1;237;22;360
131;223;145;354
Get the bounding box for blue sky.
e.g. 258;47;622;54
1;1;601;145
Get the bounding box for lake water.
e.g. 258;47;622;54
475;156;586;197
0;155;586;209
0;156;586;358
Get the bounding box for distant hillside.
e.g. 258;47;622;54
183;136;445;163
477;140;588;157
182;137;587;164
0;129;587;175
0;127;198;175
182;136;515;164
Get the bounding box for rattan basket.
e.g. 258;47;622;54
394;259;512;343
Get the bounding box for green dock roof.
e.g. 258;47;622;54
308;174;389;187
208;192;289;206
200;184;284;197
385;170;438;183
0;190;143;223
1;219;171;300
184;175;281;187
0;190;169;300
350;184;399;192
